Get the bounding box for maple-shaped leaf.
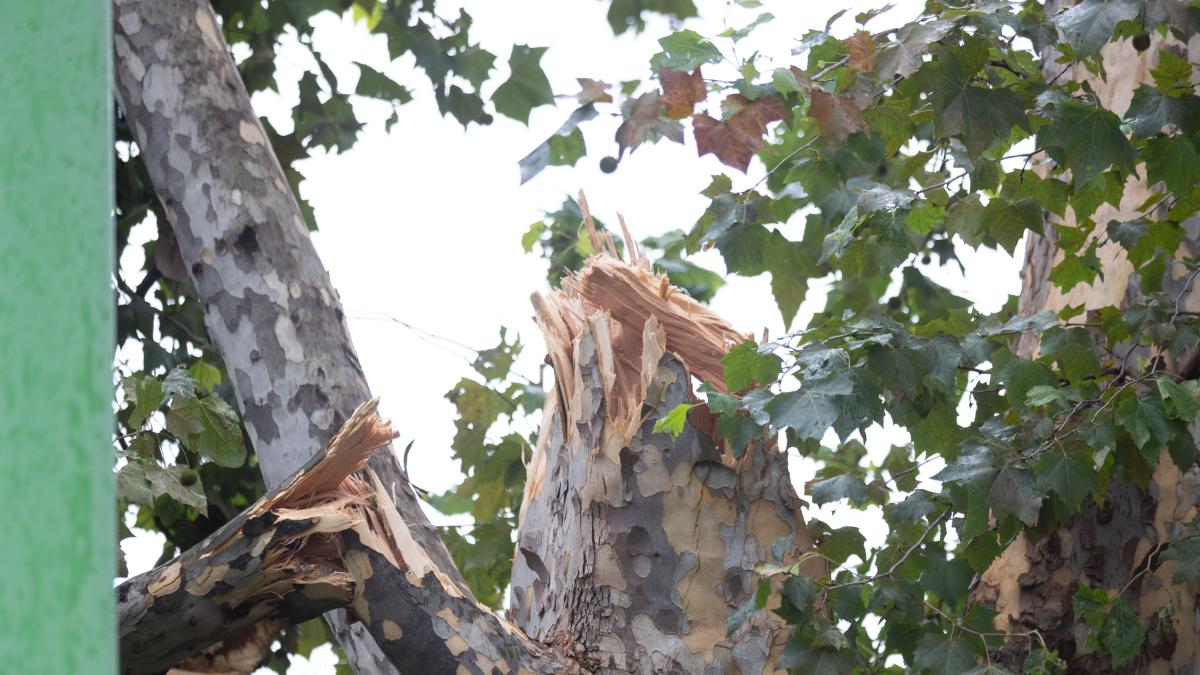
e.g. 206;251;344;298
693;94;787;171
660;67;706;119
615;91;683;157
575;78;612;105
491;45;554;124
808;90;868;147
846;30;876;73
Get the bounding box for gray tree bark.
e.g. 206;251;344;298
512;254;823;672
111;1;467;672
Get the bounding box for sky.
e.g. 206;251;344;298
120;1;1023;672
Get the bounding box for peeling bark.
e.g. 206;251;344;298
110;1;469;671
120;400;572;675
513;253;822;672
118;401;393;673
976;26;1200;672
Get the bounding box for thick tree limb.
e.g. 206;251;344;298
119;401;571;675
110;1;468;671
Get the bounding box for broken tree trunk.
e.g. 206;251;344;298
512;238;823;672
974;26;1200;671
110;1;469;671
119;400;572;675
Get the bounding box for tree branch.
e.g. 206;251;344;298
118;401;571;674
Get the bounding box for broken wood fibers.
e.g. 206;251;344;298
516;198;822;672
120;399;568;675
118;400;401;674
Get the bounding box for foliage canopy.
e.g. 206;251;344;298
113;0;1200;672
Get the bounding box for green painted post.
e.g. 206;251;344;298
0;2;115;674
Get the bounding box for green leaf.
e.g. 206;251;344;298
1144;135;1200;195
162;367;197;399
122;374;164;429
117;459;207;514
1038;92;1136;186
188;360;223;394
354;63;412;103
809;473;869;506
765;389;840;441
926;42;1029;158
1025;385;1063;406
1035;452;1097;509
1098;596;1144;666
913;634;978;674
1152;49;1192;95
1125;85;1199;138
1163;535;1200;583
1023;648;1067;675
1052;0;1139;58
654;403;695;439
165;394;248;468
1073;583;1111;625
651;29;722;71
456;46;497;90
1158;377;1200;420
491;45;554;124
988;467;1042;527
1115;393;1172;457
518;105;597;183
606;0;698;35
934;446;997;487
779;640;854;674
722;340;782;391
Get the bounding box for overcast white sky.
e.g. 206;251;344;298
122;2;1023;671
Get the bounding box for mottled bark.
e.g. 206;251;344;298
110;1;469;671
118;402;389;673
976;26;1200;672
513;254;822;672
120;401;570;675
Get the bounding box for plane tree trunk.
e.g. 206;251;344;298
110;0;484;671
511;245;823;672
974;25;1200;672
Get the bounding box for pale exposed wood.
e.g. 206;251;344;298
518;242;820;672
120;400;572;675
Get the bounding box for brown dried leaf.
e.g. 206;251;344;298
576;78;612;105
846;30;877;73
660;67;706;119
790;65;813;92
693;94;788;172
616;91;665;155
808;89;868;147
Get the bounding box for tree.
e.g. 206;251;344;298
111;0;1200;674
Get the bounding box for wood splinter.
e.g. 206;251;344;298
118;400;398;675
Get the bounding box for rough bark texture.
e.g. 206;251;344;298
120;401;569;675
975;25;1200;672
110;1;469;671
512;253;822;672
118;401;391;674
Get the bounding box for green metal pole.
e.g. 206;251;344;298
0;2;115;673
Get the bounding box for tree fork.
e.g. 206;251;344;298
110;1;468;670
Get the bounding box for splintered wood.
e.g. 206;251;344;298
119;398;403;674
515;197;821;673
533;197;748;443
